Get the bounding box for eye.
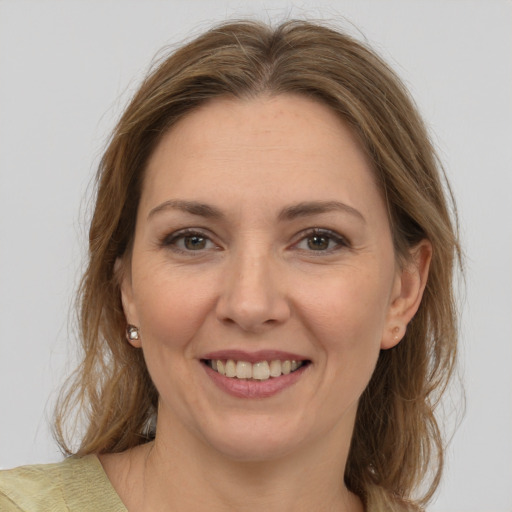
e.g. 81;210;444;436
181;234;209;250
295;229;348;252
162;229;217;253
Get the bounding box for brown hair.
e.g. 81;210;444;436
54;19;461;511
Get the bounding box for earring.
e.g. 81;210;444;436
392;326;401;343
126;324;140;342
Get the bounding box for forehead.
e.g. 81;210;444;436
140;94;383;219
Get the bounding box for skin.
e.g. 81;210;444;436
101;94;431;512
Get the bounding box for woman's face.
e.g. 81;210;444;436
121;94;421;461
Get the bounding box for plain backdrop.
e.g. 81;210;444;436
1;1;511;510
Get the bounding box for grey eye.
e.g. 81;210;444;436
163;230;217;252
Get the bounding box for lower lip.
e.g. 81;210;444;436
203;363;308;399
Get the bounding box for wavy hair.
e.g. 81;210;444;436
54;20;461;511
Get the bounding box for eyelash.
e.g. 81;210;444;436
161;229;217;254
160;228;349;255
293;228;349;253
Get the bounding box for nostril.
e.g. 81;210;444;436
215;274;291;332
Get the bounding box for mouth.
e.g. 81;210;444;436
201;359;311;381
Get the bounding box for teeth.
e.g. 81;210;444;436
208;359;305;380
252;361;270;380
236;360;252;379
225;360;236;378
269;360;281;377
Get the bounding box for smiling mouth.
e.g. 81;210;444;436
202;359;310;381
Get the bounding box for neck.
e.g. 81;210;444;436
133;414;363;512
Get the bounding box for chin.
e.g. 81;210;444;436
196;413;314;463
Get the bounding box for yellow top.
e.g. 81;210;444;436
0;455;127;511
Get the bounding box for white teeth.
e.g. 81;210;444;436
210;359;305;380
269;360;282;377
252;361;270;380
225;359;236;378
236;360;252;379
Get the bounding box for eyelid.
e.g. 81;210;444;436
292;227;350;252
159;227;349;254
160;228;220;253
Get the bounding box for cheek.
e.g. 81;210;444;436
131;268;218;408
132;265;216;353
298;268;392;363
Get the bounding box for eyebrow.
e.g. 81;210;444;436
148;200;224;220
277;201;366;223
147;199;365;223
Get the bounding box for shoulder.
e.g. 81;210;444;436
0;455;127;512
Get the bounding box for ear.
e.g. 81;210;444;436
381;239;432;350
115;257;142;348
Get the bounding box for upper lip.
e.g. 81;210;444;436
201;349;310;364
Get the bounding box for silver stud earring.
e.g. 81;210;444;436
126;324;140;342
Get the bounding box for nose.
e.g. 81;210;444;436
215;248;291;333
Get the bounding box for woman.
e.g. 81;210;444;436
0;19;460;511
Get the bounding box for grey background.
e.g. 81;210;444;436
1;1;511;510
